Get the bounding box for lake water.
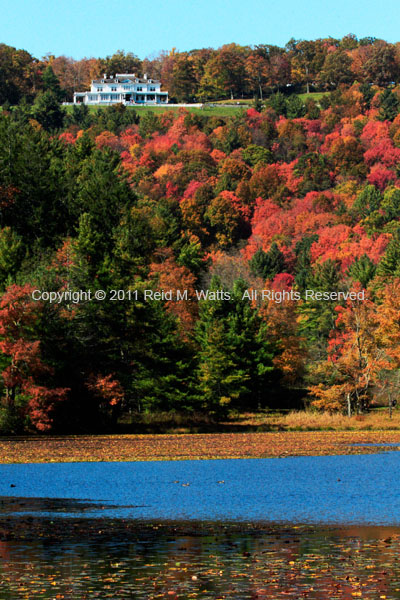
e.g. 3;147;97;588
1;452;400;599
1;452;400;524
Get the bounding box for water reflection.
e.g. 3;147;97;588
0;520;399;599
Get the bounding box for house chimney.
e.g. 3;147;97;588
143;73;148;80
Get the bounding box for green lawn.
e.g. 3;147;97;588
298;91;329;103
213;99;252;105
135;105;246;117
64;104;246;117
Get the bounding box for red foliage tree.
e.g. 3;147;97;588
0;284;69;431
87;374;124;407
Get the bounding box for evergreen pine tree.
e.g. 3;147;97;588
381;188;400;221
0;227;23;289
378;88;400;121
31;91;65;131
352;185;382;219
286;95;306;119
347;254;376;288
249;243;286;280
67;103;92;129
0;115;68;244
377;228;400;277
195;277;277;415
298;259;344;358
267;92;287;116
42;66;65;102
294;234;318;291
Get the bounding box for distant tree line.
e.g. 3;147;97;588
2;34;400;105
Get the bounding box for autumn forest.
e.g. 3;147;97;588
2;36;400;434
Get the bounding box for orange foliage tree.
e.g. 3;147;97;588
149;248;198;339
309;290;386;415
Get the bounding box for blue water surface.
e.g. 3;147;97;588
0;452;399;524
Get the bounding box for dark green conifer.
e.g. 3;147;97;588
250;243;286;280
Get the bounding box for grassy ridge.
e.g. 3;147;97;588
297;91;329;102
64;104;247;117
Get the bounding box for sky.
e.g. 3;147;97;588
2;0;400;60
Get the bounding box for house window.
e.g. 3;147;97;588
137;87;142;91
97;87;103;92
111;87;117;91
149;87;155;91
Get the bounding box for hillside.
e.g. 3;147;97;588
1;80;400;433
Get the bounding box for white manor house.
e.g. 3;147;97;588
73;74;168;106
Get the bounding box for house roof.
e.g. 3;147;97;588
92;76;161;84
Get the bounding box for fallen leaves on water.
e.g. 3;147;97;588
0;520;400;599
0;430;400;464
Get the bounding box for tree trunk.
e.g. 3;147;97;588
347;393;351;418
6;386;15;411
